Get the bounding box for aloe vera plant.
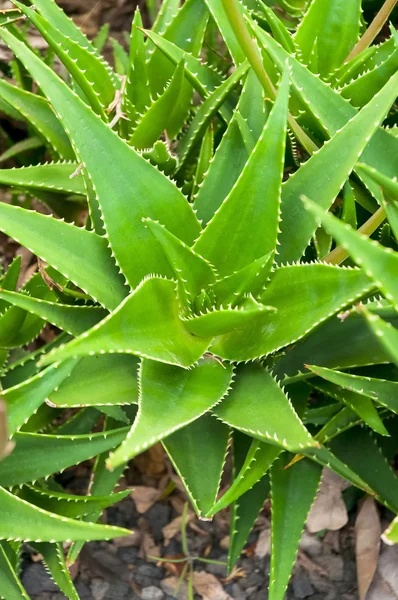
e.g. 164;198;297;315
0;0;397;598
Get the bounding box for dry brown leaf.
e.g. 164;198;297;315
255;528;271;558
192;571;232;600
162;512;194;546
307;468;349;533
366;544;398;599
141;532;160;560
130;486;161;513
355;497;381;600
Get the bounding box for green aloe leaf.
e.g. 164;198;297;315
32;542;79;600
0;79;73;160
294;0;361;77
191;123;214;199
0;8;24;27
0;256;21;316
251;23;398;207
274;303;398;379
130;60;186;149
194;69;289;276
0;543;29;600
362;308;398;367
0;290;107;336
276;70;398;263
0;162;85;196
18;486;130;519
212;263;373;361
177;60;250;169
208;252;273;307
0;201;126;311
310;377;389;437
208;440;281;516
15;2;116;116
227;431;271;572
0;427;129;486
148;0;209;97
40;278;211;368
183;301;276;337
145;218;216;314
213;364;315;452
107;356;233;470
193;67;267;224
125;9;150;121
49;355;139;408
340;44;398;109
0;136;43;164
163;414;230;517
356;162;398;202
0;27;201;289
328;426;398;513
269;456;322;600
0;486;129;543
203;0;246;65
309;364;398;418
3;358;79;436
382;516;398;544
304;197;398;311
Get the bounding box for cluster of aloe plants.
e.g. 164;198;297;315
0;0;397;598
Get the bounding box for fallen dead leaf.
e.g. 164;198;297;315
355;496;381;600
141;532;160;560
255;528;271;558
161;576;189;600
130;486;161;513
162;512;195;546
222;566;246;584
366;544;398;599
112;531;141;548
307;468;349;533
192;571;232;600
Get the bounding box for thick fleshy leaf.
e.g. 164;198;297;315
163;414;230;517
3;358;79;436
145;218;216;313
362;308;398;367
251;23;398;207
107;357;233;470
310;377;389;437
124;9;150;121
304;198;398;311
0;427;129;486
193;67;267;224
0;202;126;311
0;162;85;196
0;290;106;337
18;486;130;519
194;69;289;276
211;263;373;361
0;79;73;160
328;426;398;513
183;300;276;337
269;456;322;600
208;440;281;516
15;2;116;116
309;364;398;418
40;278;211;368
294;0;361;77
33;542;79;600
129;60;186;148
0;486;129;543
208;253;273;307
203;0;246;65
0;28;201;289
274;303;398;379
227;432;270;572
276;70;398;262
213;364;315;451
0;543;29;600
49;355;139;408
177;61;250;169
